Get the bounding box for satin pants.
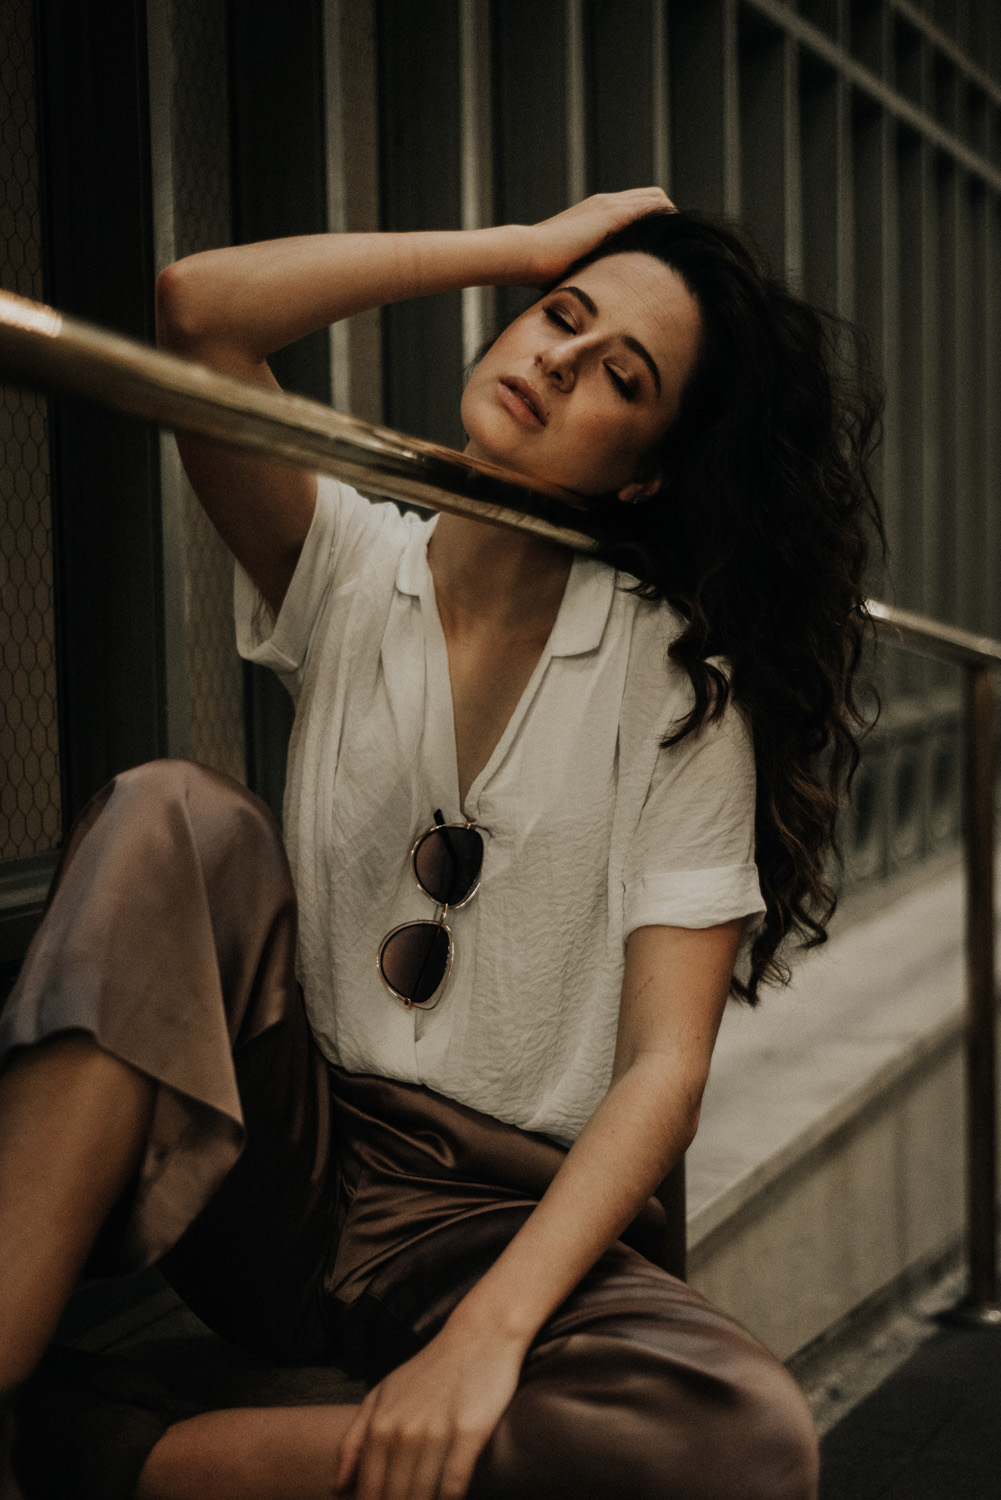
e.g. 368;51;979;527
1;760;819;1500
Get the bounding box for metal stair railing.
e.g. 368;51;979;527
866;603;1001;1325
1;289;998;1322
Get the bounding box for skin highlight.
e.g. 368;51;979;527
460;252;702;500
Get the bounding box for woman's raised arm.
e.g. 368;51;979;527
154;189;672;613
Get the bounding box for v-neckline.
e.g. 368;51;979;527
420;560;573;818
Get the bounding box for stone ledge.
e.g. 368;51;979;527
685;851;1000;1360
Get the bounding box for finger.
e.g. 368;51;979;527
333;1399;375;1493
400;1431;450;1500
607;186;675;224
648;186;676;208
354;1417;392;1500
378;1434;420;1500
437;1429;492;1500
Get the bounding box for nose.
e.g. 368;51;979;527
536;338;579;391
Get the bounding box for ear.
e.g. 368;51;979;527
616;469;664;504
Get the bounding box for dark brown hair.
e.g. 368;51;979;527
564;211;884;1003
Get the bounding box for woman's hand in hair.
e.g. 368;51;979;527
331;1315;526;1500
526;187;675;285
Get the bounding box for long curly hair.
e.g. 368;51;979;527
562;211;884;1003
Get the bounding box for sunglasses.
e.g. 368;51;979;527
377;810;484;1009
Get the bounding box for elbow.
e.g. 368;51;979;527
678;1098;701;1153
618;1052;706;1155
155;257;213;355
655;1072;704;1161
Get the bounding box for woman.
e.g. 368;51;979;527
0;189;880;1500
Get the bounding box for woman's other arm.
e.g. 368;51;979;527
154;189;671;613
333;917;741;1500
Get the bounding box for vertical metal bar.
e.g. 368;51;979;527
656;1158;687;1282
322;0;381;424
721;0;741;218
564;0;587;204
459;0;494;371
738;18;777;265
146;0;190;762
954;179;978;635
986;198;1001;645
834;73;853;321
322;0;350;410
954;661;1001;1322
918;137;939;622
651;0;671;191
667;0;739;216
781;35;802;284
968;182;989;639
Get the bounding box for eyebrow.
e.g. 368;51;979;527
560;284;663;395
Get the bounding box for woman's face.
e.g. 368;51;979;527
461;251;702;499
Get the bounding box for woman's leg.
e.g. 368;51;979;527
470;1244;819;1500
135;1248;816;1500
0;1036;153;1394
1;760;345;1494
147;1069;813;1500
136;1406;359;1500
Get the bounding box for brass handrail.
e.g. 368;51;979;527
0;289;597;553
870;604;1000;1326
867;598;1001;670
1;289;997;1320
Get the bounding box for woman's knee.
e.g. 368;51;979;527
719;1361;819;1500
473;1330;818;1500
82;759;290;901
10;756;297;1053
112;759;277;840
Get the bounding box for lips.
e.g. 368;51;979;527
499;376;547;427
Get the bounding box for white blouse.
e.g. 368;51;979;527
235;477;764;1144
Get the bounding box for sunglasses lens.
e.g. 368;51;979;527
413;825;483;906
379;922;451;1007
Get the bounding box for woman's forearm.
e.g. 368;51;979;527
445;1052;700;1350
155;188;674;366
156;226;535;364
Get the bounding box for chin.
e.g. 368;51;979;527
464;424;545;485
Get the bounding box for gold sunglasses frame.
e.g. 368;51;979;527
376;817;482;1010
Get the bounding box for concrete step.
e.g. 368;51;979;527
685;851;1001;1363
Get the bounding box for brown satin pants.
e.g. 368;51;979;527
1;760;819;1500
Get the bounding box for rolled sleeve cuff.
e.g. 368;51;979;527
623;864;766;937
234;477;339;681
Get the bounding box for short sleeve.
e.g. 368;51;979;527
234;476;391;697
622;700;765;936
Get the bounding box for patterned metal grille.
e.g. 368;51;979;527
167;0;246;781
0;0;61;859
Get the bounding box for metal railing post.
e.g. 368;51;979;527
656;1157;687;1282
953;663;1001;1324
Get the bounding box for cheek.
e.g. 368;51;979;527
560;407;669;495
459;378;475;429
570;408;654;477
460;362;495;429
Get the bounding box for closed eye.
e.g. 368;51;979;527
545;301;636;399
606;366;636;401
544;305;575;333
